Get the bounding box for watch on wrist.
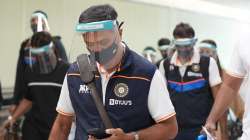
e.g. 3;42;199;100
132;132;139;140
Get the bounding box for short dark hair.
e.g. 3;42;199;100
79;4;118;23
173;22;195;38
33;10;48;19
201;39;217;48
158;38;171;46
31;31;52;47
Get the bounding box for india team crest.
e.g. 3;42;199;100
192;64;200;72
114;83;129;98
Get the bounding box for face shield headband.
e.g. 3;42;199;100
29;42;53;54
75;20;116;33
199;42;217;50
158;45;171;51
173;38;197;48
75;20;120;70
28;42;57;74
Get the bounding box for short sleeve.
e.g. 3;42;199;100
56;75;75;116
208;57;222;87
226;45;247;78
148;69;176;123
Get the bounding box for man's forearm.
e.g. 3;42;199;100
208;83;239;123
136;115;178;140
12;98;32;121
49;114;73;140
49;122;69;140
219;111;229;139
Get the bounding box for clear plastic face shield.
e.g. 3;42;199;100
30;12;50;33
27;42;57;74
198;43;217;59
71;20;121;71
173;38;197;60
142;49;157;64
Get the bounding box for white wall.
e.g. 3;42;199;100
0;0;249;88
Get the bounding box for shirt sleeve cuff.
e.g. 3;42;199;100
226;70;246;79
56;109;75;116
155;112;176;123
210;79;222;87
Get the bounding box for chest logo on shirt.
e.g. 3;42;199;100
187;71;203;77
79;85;90;94
114;83;129;98
169;64;175;71
192;64;200;72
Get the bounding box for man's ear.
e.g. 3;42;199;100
118;28;123;38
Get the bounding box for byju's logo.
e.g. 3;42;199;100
79;85;90;94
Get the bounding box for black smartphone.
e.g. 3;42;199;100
87;128;111;139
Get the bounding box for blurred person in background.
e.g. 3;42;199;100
4;31;69;140
10;10;68;114
142;46;157;64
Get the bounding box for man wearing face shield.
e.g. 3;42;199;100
155;38;174;67
142;46;157;64
199;40;222;73
49;4;178;140
4;31;69;140
10;10;68;114
159;23;222;140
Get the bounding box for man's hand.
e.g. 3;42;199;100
204;120;217;138
104;128;134;140
2;116;16;129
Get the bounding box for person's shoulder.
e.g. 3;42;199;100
20;38;30;49
67;62;79;73
129;49;157;73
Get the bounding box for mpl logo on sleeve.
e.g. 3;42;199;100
79;85;91;94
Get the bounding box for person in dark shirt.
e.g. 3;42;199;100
5;31;69;140
11;10;68;113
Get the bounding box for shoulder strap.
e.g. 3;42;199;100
163;58;171;78
199;56;210;81
77;54;113;129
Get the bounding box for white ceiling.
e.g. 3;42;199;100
202;0;250;10
130;0;250;23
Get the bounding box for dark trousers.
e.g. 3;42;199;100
175;127;201;140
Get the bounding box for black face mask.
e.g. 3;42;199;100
31;24;37;33
90;41;118;65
